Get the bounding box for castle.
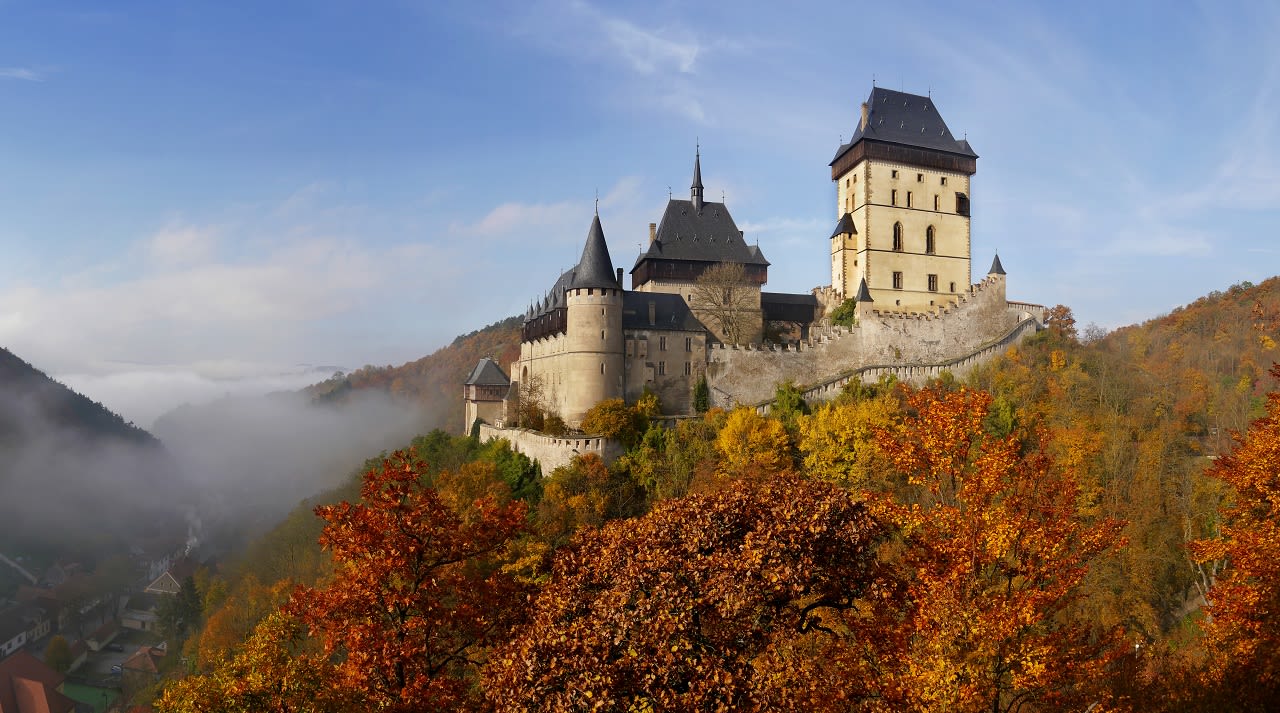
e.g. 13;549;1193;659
464;87;1043;434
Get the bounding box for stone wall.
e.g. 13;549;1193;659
707;275;1039;407
478;424;624;474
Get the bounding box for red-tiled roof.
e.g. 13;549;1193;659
0;651;76;713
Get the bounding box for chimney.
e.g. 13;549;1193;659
860;102;869;131
648;301;656;326
649;223;657;243
616;267;624;287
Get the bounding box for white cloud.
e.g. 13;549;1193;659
0;67;42;81
454;198;582;238
595;11;699;75
146;222;220;267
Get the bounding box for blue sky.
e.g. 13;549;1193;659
2;0;1279;426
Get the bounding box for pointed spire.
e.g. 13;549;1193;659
570;212;620;290
854;277;874;303
988;252;1006;276
691;143;704;212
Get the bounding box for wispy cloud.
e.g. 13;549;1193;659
0;67;43;81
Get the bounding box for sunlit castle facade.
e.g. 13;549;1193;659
465;86;1039;433
829;87;977;311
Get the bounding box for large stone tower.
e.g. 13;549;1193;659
829;88;977;310
513;212;625;427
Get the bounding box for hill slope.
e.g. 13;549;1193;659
0;347;186;561
305;315;522;433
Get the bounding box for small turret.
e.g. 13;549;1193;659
988;253;1006;276
854;278;873;302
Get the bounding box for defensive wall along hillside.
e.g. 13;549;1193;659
706;274;1042;408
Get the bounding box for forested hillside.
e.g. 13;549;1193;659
157;279;1280;712
305;315;521;434
0;347;186;559
0;347;158;446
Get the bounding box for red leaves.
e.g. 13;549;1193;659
1189;377;1280;704
485;473;901;712
290;451;529;711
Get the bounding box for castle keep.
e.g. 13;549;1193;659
465;88;1043;433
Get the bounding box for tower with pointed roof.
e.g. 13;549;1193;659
513;212;625;425
829;87;977;310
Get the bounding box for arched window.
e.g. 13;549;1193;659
892;222;903;252
926;225;935;254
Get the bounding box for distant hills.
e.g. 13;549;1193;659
304;315;522;433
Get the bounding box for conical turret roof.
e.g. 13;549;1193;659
988;253;1006;276
854;277;873;302
570;213;620;290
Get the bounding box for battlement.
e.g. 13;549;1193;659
705;273;1037;408
477;423;623;473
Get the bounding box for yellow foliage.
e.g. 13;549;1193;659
714;407;793;477
796;396;896;490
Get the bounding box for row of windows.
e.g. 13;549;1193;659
890;272;954;293
845;172;949;186
890;189;947;211
891;223;936;253
651;361;695;377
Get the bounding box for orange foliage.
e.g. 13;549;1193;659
485;473;904;712
1190;365;1280;706
874;384;1126;711
288;451;529;711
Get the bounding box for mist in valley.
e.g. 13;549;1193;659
1;364;443;565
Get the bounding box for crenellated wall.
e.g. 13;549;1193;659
478;423;624;473
707;274;1041;407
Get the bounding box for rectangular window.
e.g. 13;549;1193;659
891;169;899;178
933;195;939;211
685;337;692;352
658;361;666;376
893;271;903;290
891;189;898;206
950;281;956;292
928;274;938;292
917;173;924;182
906;191;913;208
684;362;692;376
941;176;948;186
659;336;667;351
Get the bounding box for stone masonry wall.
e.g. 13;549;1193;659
707;275;1039;408
478;424;624;474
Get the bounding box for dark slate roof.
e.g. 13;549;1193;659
526;267;573;321
855;278;874;302
570;213;621;291
831;87;977;166
622;291;705;332
988;253;1006;275
831;213;856;237
632;199;769;270
464;357;510;387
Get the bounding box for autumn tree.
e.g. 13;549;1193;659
873;384;1126;711
485;473;905;712
536;453;645;547
713;406;794;479
288;451;529;711
796;393;896;490
691;261;758;345
1189;365;1280;708
44;635;71;673
159;611;357;713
